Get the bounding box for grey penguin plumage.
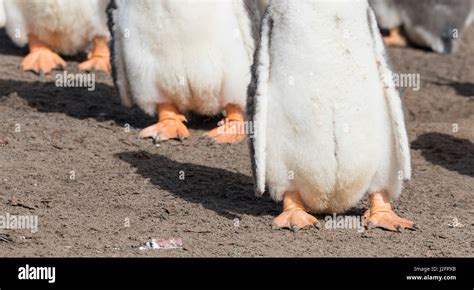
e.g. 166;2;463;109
369;0;474;53
0;0;5;28
248;0;415;231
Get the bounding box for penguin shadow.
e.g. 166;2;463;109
446;82;474;98
0;28;241;131
380;27;433;54
412;133;474;177
115;151;278;219
0;77;234;132
0;28;26;57
428;79;474;98
185;114;224;131
0;28;156;128
0;78;158;129
0;78;241;132
0;28;94;62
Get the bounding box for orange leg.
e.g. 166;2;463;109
139;103;190;142
272;192;320;232
383;27;408;47
364;191;416;232
21;34;66;74
79;36;111;72
206;104;246;144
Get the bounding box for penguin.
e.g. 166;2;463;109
369;0;474;54
0;0;6;28
108;0;265;144
248;0;416;232
4;0;111;74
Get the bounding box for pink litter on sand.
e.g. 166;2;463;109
139;238;183;250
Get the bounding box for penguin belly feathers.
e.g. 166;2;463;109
5;0;109;55
109;0;263;144
4;0;111;73
249;0;415;231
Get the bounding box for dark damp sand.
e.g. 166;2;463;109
0;27;472;257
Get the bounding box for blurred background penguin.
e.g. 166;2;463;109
0;0;5;28
4;0;111;74
369;0;474;53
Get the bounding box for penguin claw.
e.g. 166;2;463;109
79;56;111;73
395;224;403;233
366;221;375;231
364;209;416;232
206;120;246;144
272;209;320;232
364;192;416;232
314;222;322;230
139;119;190;143
79;36;111;72
206;104;246;144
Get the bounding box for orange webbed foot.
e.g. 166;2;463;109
22;34;66;74
139;119;190;142
383;27;408;47
79;36;111;72
272;192;321;232
364;192;416;232
139;103;190;142
273;210;320;232
206;104;246;144
79;54;111;72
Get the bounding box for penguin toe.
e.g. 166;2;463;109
383;28;408;48
79;36;111;72
139;119;190;143
206;120;246;144
79;56;111;73
21;49;66;74
364;209;416;232
272;210;320;232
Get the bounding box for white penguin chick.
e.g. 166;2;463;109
4;0;111;74
369;0;474;53
248;0;416;232
109;0;263;144
0;0;6;28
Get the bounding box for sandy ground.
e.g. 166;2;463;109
0;26;473;257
